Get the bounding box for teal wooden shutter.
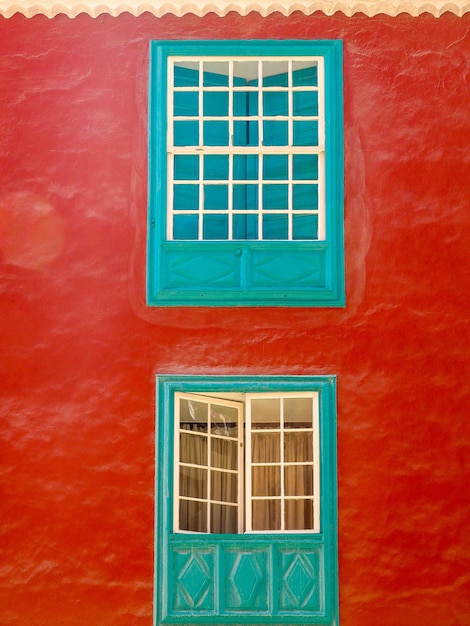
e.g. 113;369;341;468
148;41;344;306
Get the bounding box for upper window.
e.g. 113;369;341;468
148;41;344;306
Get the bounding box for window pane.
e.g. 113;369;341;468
251;432;280;463
180;398;208;425
173;215;198;240
204;185;228;211
211;470;237;503
284;397;313;427
263;121;288;146
233;214;258;240
292;63;317;87
203;63;229;86
252;466;280;496
203;91;229;117
284;432;313;463
251;397;280;428
180;466;207;499
285;465;314;496
174;63;199;87
174;91;198;117
293;120;318;146
293;215;318;240
285;499;314;530
211;404;238;435
204;155;229;180
293;90;318;117
174;121;199;146
293;184;318;211
180;432;208;465
262;184;288;210
262;62;288;86
203;214;228;239
211;504;237;534
263;155;288;181
263;91;288;117
211;438;238;470
293;154;318;181
203;121;229;146
174;155;199;180
252;500;281;531
180;499;207;532
173;185;199;211
263;214;288;240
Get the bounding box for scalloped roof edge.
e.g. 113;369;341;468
1;0;469;17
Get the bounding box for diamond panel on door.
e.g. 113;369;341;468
224;548;269;612
278;547;323;613
172;548;215;612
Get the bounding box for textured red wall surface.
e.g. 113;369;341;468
0;11;469;626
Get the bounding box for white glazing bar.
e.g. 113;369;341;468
280;398;286;531
245;396;253;532
317;59;326;240
257;60;263;240
312;392;321;532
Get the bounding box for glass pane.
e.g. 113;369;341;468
251;432;280;463
174;63;199;88
293;184;318;211
252;466;280;496
252;500;281;531
284;432;313;463
173;185;199;211
211;438;238;470
174;155;199;181
233;155;258;180
180;466;207;499
234;60;258;84
174;121;199;146
180;432;208;465
263;155;288;181
173;214;198;240
180;499;207;532
285;465;314;496
180;398;208;426
211;504;237;534
285;499;314;530
292;63;317;87
262;62;288;86
293;215;318;240
203;62;229;86
203;214;228;240
174;91;198;117
211;470;237;503
284;397;313;427
203;91;229;117
263;91;288;117
204;155;229;181
262;184;288;210
293;154;318;180
203;121;229;146
251;397;280;428
211;404;238;436
263;214;288;240
293;120;318;146
233;214;258;240
263;121;288;146
204;185;228;211
293;91;318;117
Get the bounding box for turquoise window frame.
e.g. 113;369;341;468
155;375;339;625
148;40;344;307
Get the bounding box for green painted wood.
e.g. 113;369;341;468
155;376;339;625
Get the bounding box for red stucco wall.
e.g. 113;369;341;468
0;11;469;625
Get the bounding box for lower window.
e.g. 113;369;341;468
176;391;320;534
156;376;339;625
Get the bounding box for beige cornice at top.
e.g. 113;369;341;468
1;0;469;18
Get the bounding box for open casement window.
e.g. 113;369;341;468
148;41;344;306
175;392;320;534
156;376;339;626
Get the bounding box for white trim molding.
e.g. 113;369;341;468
1;0;469;17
